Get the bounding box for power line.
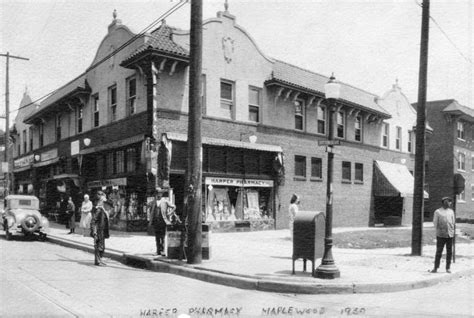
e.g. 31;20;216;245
414;0;472;65
429;15;472;65
8;0;189;115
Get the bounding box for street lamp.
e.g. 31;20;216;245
314;73;341;279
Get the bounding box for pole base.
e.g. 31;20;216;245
314;264;340;279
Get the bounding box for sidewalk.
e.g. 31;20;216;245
44;222;474;294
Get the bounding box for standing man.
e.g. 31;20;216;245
430;196;455;273
91;191;110;266
149;189;176;256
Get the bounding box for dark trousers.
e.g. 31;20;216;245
434;236;453;270
154;223;166;254
94;234;105;264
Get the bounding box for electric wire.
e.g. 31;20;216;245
414;0;472;65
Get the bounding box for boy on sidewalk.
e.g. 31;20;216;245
430;196;455;273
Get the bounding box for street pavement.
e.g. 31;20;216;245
41;222;473;294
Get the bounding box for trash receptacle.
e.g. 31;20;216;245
166;223;211;260
292;211;325;275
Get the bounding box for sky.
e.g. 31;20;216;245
0;0;472;130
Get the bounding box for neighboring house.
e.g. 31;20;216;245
13;8;429;231
372;81;429;226
11;88;38;195
416;99;474;221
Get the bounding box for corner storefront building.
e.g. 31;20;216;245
12;7;424;231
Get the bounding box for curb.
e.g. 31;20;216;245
46;234;474;294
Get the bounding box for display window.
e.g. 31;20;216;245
204;177;273;222
86;178;147;222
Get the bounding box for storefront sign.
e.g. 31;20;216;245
87;177;127;188
14;154;34;168
41;148;58;162
71;140;80;156
205;177;273;187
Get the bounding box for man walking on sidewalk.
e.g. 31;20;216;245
91;191;110;266
430;196;455;273
149;189;175;256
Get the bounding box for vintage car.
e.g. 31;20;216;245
2;195;49;240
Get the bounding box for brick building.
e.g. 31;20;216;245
11;8;426;231
418;99;474;221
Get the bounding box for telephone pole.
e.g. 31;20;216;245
185;0;203;264
412;0;430;256
1;52;29;196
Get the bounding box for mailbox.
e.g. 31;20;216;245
292;211;325;275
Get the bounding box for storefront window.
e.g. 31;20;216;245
205;177;273;222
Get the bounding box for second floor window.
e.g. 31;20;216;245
22;129;27;154
220;81;234;119
457;121;465;140
408;131;413;153
109;85;117;122
248;87;261;123
127;77;136;115
39;123;44;147
317;105;326;135
395;126;402;150
458;152;466;171
294;100;304;131
336;111;345;138
93;95;100;127
354;115;362;142
29;127;33;151
294;155;306;178
382;123;389;148
56;114;61;141
77;104;83;133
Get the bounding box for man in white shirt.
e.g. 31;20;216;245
430;196;455;273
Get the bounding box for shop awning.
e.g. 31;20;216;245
164;132;283;153
374;160;428;198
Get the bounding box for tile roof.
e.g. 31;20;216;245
268;60;390;117
416;99;474;121
24;74;89;123
441;100;474;118
39;74;88;109
123;24;189;63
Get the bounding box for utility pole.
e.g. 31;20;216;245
1;52;29;196
185;0;203;264
412;0;430;256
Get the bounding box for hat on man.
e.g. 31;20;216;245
441;196;453;203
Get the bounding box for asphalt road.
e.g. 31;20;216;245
1;234;473;317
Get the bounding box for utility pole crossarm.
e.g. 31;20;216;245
0;53;30;61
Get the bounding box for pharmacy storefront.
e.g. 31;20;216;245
204;177;275;231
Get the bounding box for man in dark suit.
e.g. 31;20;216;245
149;189;176;256
91;191;110;266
